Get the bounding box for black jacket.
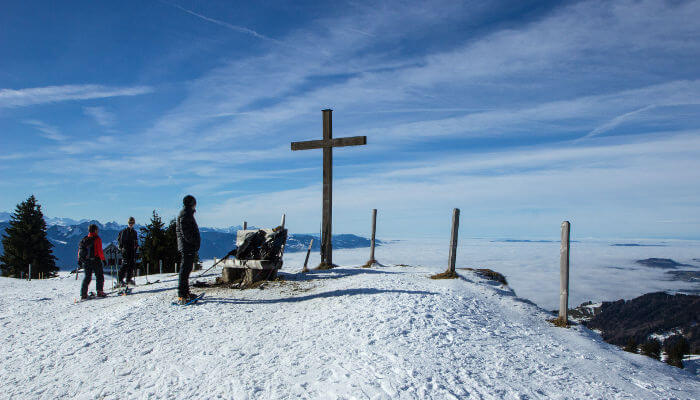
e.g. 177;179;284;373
118;227;139;255
176;206;200;254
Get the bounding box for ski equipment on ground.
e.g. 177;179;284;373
172;292;205;306
195;248;237;279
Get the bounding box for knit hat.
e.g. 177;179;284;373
183;195;197;208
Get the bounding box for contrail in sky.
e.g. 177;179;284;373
159;0;279;43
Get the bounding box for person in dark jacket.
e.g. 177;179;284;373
118;216;139;286
79;224;107;299
176;194;201;303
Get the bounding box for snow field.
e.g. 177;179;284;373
0;262;698;399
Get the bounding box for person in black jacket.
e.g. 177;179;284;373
176;194;201;302
117;216;139;286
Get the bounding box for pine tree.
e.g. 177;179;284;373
640;339;661;360
139;210;167;272
623;338;638;353
664;336;689;369
163;219;181;272
0;195;58;278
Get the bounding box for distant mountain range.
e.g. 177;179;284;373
0;215;380;269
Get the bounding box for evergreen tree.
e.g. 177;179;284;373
139;211;186;273
0;195;58;278
623;338;638;353
640;339;661;360
163;219;181;272
664;336;689;369
139;210;167;272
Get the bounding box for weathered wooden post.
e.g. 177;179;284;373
159;259;163;275
430;208;460;279
558;221;571;325
28;264;31;281
302;239;314;273
243;221;247;230
363;209;378;268
448;208;460;275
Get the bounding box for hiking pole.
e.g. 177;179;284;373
194;248;237;279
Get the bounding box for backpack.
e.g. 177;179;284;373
78;235;96;266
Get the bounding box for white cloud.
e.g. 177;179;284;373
0;84;152;108
23;120;68;141
158;0;279;43
198;131;700;238
83;106;116;127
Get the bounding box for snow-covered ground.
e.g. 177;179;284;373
1;259;697;399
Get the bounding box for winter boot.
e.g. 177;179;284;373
177;292;198;305
96;291;107;298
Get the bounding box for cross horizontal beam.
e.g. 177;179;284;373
290;136;367;151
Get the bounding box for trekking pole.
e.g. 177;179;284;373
194;249;237;279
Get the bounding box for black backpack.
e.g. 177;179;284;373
78;235;96;266
117;229;125;250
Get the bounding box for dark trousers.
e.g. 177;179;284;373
118;251;136;282
81;260;104;297
178;252;195;297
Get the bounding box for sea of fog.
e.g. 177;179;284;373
281;238;700;311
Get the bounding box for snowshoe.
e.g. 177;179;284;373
77;292;96;303
173;292;204;306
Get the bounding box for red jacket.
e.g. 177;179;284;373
88;232;105;261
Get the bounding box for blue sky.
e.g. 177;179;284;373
1;0;699;239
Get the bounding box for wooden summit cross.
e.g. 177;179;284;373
291;109;367;268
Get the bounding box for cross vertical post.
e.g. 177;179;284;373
559;221;571;324
291;109;367;269
322;109;333;266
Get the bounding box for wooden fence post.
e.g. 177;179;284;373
559;221;571;324
447;208;460;275
363;209;378;268
302;239;314;273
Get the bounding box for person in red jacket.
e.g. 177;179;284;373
79;224;107;299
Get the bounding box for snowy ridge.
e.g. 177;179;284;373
0;263;697;399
